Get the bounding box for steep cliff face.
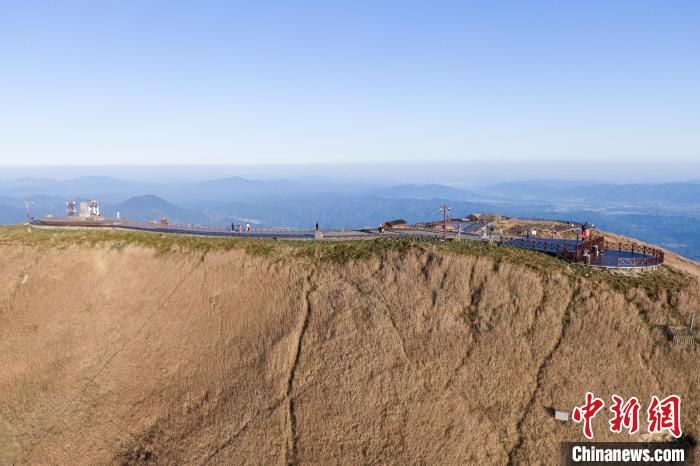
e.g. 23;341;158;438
0;230;698;465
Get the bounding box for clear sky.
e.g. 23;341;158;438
2;0;699;166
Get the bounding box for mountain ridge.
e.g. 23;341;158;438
0;229;697;464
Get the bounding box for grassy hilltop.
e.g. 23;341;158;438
0;226;698;464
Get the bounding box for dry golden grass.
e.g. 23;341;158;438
0;227;698;465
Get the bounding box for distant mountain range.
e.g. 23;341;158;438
1;176;698;260
483;180;700;206
368;184;479;201
109;195;202;225
0;176;164;203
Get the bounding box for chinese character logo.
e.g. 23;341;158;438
647;395;682;438
571;393;682;439
572;392;605;439
609;395;640;434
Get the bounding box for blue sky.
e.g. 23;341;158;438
1;0;699;166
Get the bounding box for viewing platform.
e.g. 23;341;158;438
502;236;664;269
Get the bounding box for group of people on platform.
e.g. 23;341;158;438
231;223;251;233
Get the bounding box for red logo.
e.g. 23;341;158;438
572;392;605;439
571;393;682;439
647;395;682;438
609;395;640;434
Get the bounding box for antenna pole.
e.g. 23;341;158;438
24;200;32;225
440;204;450;240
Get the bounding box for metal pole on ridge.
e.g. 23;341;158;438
439;204;450;240
24;200;33;225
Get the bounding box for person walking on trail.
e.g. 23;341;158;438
316;222;319;231
246;223;250;232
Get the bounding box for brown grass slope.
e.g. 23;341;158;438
0;227;698;465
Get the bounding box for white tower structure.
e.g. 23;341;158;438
89;200;100;216
66;200;77;216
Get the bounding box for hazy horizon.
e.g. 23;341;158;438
2;163;699;261
1;162;699;185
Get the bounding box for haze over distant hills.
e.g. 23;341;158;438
2;162;699;184
1;175;699;260
483;180;700;206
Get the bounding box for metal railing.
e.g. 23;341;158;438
516;217;584;226
617;256;662;267
501;237;577;258
604;241;665;268
503;235;665;268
